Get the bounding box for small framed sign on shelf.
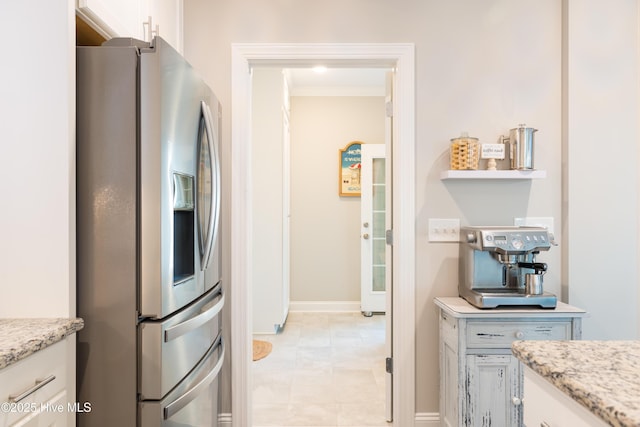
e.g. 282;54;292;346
339;141;363;197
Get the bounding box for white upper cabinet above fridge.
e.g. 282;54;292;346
76;0;143;40
76;0;183;52
141;0;184;53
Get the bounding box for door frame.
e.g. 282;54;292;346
230;43;416;426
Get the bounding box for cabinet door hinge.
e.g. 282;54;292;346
386;357;393;374
385;100;393;118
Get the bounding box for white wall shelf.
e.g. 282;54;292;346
440;170;547;180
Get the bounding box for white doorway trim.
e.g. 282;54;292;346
231;43;416;426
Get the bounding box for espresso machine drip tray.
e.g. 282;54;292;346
462;289;558;309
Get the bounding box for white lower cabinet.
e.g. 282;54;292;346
0;339;73;427
9;391;67;427
435;297;585;427
465;353;522;426
523;365;607;427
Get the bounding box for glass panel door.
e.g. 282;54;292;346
361;144;386;314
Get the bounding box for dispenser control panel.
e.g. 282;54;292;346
463;226;551;252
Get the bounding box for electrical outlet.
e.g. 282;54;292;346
428;218;460;242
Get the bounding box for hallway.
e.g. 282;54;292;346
252;312;388;426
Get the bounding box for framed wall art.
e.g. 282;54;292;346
339;141;363;197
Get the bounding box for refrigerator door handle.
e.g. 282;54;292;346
164;289;224;342
163;337;225;420
198;100;221;271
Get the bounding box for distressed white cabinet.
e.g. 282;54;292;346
465;353;521;426
0;339;74;427
76;0;183;52
434;297;585;427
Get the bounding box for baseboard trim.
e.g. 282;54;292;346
218;413;232;426
289;300;361;312
415;412;440;426
228;411;437;426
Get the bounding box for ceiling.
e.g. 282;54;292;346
286;68;388;96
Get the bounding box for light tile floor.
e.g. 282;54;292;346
252;312;389;427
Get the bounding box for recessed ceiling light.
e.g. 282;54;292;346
312;66;327;74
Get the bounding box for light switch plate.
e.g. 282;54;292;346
428;218;460;242
514;217;554;235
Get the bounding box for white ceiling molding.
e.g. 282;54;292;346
287;67;388;96
290;85;385;97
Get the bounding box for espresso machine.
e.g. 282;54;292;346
459;226;557;308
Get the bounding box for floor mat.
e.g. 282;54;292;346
252;339;272;361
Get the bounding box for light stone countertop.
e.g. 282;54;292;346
0;318;84;370
512;340;640;427
435;296;587;318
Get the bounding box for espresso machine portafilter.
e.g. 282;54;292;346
458;226;557;308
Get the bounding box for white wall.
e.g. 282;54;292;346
415;2;563;410
0;1;75;318
289;96;385;303
564;0;639;339
183;0;640;415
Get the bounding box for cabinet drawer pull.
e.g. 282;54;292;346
8;375;56;403
511;396;522;406
515;331;524;339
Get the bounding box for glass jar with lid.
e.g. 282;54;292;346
450;132;480;170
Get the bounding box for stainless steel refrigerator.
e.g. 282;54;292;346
76;37;224;427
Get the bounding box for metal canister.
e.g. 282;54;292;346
525;273;544;295
509;124;537;170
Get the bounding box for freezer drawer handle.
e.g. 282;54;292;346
9;375;56;403
164;290;224;342
163;337;225;420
